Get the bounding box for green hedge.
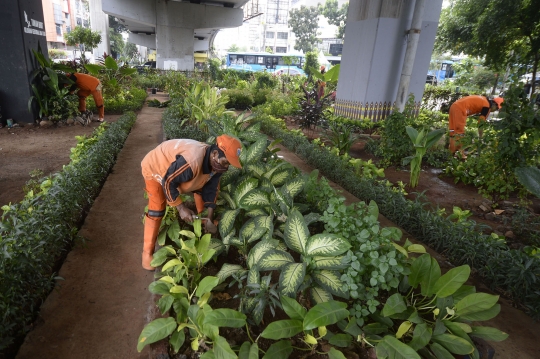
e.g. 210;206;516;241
88;87;147;114
256;113;540;319
162;105;207;142
0;112;138;350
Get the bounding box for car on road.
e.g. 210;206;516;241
136;61;156;73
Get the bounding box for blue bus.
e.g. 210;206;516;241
226;52;305;74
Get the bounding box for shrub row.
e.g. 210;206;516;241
88;87;148;114
256;113;540;319
0;112;138;350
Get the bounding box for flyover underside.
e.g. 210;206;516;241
102;0;245;70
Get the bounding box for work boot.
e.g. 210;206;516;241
142;214;162;270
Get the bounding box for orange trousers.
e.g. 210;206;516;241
78;88;104;118
448;103;467;153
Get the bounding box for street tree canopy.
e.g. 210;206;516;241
319;0;348;39
289;5;320;53
65;26;102;52
435;0;540;92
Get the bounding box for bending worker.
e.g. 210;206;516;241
140;135;243;270
448;95;503;155
68;73;105;122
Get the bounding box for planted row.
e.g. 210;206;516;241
0;112;138;350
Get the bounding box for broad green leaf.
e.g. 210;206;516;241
515;166;540;198
305;234;351;257
157;295;174;315
406;126;419;142
429;343;454;359
284;209;309;254
279;262;306;297
409;254;431;287
240;189;271;209
196;276;219;297
281;176;305;197
470;326;509;342
167;220;181;241
170;329;185;353
217;263;245;283
328;333;353;348
137;317;177;352
422;256;442;296
312;270;348;298
303;301;349;330
262;340;292;359
271;169;291;186
328;347;347;359
459;304;501;322
234;178;259;204
149;281;171;295
407;244;426;253
382;293;407;317
162;258;182;272
170;285;189;295
219;209;239;238
248;342;259;359
408;323;431;351
363;322;389;335
259;250;294;270
310;286;333;304
443;321;478;359
204;308;246;329
104;56;118;70
392;242;409;258
311;256;346;270
396;321;413;339
432;333;474;355
201;350;216;359
455;293;499;317
246;163;266;177
368;200;379;218
248;240;278;269
376;335;421;359
214;335;237;359
243;137;267;164
238;342;252;359
261;319;304;339
433;265;471;298
281;295;307;320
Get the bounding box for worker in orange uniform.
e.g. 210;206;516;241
448;95;503;156
140;135;243;270
68;73;105;122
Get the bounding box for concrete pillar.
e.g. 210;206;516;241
156;26;194;70
129;33;156;50
335;0;443;120
89;0;110;61
0;0;48;124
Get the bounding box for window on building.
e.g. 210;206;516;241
267;9;288;24
277;32;288;40
275;47;287;53
266;31;274;39
56;25;62;36
76;17;82;26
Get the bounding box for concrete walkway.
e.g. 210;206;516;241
15;95;540;358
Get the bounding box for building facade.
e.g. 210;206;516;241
41;0;90;50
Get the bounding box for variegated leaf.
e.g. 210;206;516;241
209;238;225;256
222;230;234;246
247;239;279;269
274;188;292;214
263;161;287;180
242;137;267;165
255;215;274;241
246;163;267;178
279;263;307;297
244;121;261;133
239;217;257;241
276;242;288;252
247;268;260;285
271;169;291;186
219;192;236;209
245;208;269;217
281;177;305;198
234;178;259;204
284;209;309;255
220;167;241;188
240;130;265;143
239;189;271;209
310;286;333;304
219;209;239;238
259;250;294;271
217;264;246;283
312;270;348;298
229;237;244;247
312;256;347;270
303;213;321;226
305;234;351;257
259;177;275;191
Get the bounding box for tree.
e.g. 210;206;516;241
108;15;127;59
64;26;102;63
228;44;240;52
265;46;274;54
319;0;348;39
289;6;320;53
122;42;138;63
435;0;540;93
303;51;320;78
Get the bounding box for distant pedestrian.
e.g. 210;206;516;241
68;73;105;122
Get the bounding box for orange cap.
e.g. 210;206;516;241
216;134;243;169
493;97;504;109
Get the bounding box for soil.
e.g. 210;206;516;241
3;101;540;359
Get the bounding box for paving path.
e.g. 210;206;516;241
15;95;540;358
